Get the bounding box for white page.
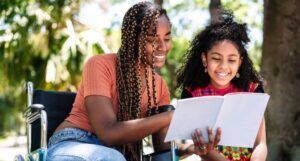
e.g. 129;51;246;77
164;96;223;142
214;93;270;147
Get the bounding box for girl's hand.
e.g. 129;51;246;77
191;127;221;156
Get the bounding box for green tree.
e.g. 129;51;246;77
0;0;111;135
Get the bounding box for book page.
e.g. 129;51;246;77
164;96;223;142
214;93;270;147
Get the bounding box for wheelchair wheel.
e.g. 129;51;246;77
14;155;25;161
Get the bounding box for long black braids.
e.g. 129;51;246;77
116;2;169;161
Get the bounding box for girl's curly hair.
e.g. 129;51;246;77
177;11;263;91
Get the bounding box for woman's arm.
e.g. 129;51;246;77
250;118;267;161
152;126;170;151
86;95;173;146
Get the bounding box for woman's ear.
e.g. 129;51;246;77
201;53;207;66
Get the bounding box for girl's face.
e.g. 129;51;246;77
202;40;242;89
145;15;172;68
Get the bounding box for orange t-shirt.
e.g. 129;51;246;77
66;54;170;133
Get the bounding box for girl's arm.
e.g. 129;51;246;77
176;142;228;161
201;151;229;161
250;118;267;161
86;95;173;146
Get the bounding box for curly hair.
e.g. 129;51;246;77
177;11;263;91
116;2;170;161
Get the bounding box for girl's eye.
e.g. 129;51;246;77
229;59;237;63
212;57;221;61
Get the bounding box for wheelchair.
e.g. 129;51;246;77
15;82;178;161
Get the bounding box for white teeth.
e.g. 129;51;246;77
155;55;165;58
155;55;165;60
217;73;228;77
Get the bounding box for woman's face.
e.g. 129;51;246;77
202;40;242;89
145;15;172;68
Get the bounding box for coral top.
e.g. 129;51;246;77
66;54;170;133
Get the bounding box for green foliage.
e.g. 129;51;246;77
0;0;110;135
1;0;80;88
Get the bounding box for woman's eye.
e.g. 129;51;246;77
146;37;155;42
165;36;171;41
229;59;237;63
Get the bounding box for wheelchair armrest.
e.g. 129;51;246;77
30;104;45;110
157;105;175;113
147;105;175;116
24;104;45;118
23;103;48;153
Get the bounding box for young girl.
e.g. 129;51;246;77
46;2;174;161
176;12;267;161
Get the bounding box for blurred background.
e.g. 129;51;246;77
0;0;299;160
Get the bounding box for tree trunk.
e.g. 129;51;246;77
261;0;300;161
209;0;222;24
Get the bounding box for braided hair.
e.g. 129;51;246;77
116;2;170;161
177;11;263;91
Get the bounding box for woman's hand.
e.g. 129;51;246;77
191;127;221;156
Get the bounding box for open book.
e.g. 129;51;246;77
165;92;270;148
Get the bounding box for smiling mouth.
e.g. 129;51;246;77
216;72;229;78
154;54;166;62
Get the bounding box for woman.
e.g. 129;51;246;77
46;2;173;161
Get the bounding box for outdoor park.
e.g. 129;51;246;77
0;0;299;161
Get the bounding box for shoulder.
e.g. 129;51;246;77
254;84;264;93
181;86;205;98
181;88;193;99
85;53;117;69
249;82;264;93
86;53;117;64
83;54;117;79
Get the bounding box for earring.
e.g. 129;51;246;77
236;73;240;78
203;61;207;73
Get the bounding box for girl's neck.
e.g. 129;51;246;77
208;83;233;91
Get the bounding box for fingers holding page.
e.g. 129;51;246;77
191;129;207;156
207;127;214;144
214;127;221;147
191;127;222;156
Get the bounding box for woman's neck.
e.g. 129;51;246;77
139;65;150;93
